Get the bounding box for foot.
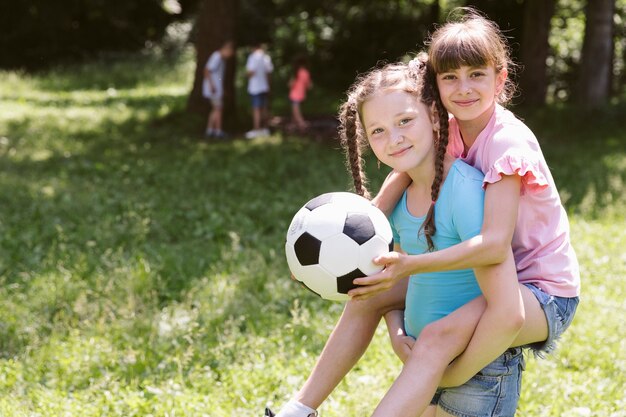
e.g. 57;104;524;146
265;401;318;417
213;131;229;140
245;129;259;139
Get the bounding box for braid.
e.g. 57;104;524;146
419;59;450;252
339;101;371;199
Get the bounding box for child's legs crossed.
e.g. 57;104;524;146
295;278;408;409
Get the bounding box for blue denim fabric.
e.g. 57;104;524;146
250;92;268;108
523;283;579;356
432;348;525;417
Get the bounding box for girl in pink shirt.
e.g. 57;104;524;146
288;56;312;131
269;8;579;417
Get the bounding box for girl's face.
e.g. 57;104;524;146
436;64;506;126
361;90;437;174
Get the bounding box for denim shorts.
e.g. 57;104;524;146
250;92;268;108
431;348;525;417
208;95;223;107
523;283;579;356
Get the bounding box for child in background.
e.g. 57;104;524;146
203;40;234;139
288;56;312;131
245;43;274;139
267;8;579;417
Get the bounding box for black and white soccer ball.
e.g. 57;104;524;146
285;192;393;301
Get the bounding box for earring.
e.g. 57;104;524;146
377;159;381;169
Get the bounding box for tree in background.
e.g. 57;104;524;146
186;0;238;129
519;0;556;105
577;0;616;108
3;0;624;109
0;0;181;69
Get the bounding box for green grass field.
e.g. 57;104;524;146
0;51;624;416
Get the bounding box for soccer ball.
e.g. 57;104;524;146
285;192;393;301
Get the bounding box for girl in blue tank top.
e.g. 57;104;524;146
389;160;485;340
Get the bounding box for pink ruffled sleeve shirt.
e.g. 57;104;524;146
447;104;580;297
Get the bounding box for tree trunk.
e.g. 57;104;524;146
429;0;441;23
187;0;238;130
577;0;615;108
519;0;555;106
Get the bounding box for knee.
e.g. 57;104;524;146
420;319;457;345
345;297;386;320
346;294;403;318
412;319;465;360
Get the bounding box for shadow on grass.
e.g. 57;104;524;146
31;50;193;92
0;104;350;358
1;94;624;369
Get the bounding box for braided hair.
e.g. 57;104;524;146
338;52;449;251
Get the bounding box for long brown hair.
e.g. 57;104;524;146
338;53;449;251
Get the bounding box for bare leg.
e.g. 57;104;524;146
206;109;216;132
435;407;455;417
372;284;549;417
213;107;223;132
253;107;262;130
421;405;437;417
372;297;486;417
295;279;408;409
291;102;306;130
511;285;548;346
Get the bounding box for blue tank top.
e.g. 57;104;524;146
389;160;485;338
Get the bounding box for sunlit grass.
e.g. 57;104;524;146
0;51;624;416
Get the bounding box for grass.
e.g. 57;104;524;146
0;49;624;417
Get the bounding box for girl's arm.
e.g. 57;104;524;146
439;250;525;387
351;175;521;300
384;309;415;364
381;244;414;364
371;170;411;216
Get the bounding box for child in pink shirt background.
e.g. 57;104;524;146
288;56;312;131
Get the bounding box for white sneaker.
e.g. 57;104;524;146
245;129;259;139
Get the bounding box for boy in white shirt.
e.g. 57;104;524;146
203;40;234;139
245;43;273;139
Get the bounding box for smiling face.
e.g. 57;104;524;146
436;64;506;129
361;89;438;175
